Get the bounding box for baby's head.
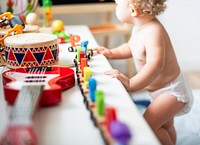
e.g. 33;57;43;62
130;0;167;16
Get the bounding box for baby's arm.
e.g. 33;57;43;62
105;69;130;91
94;43;132;59
128;27;165;91
105;27;166;92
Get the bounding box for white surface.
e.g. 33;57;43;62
0;25;160;145
157;0;200;71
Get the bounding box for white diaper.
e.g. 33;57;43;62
148;73;194;116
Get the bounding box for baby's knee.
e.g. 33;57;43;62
143;113;158;131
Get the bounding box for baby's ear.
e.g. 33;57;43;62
129;4;139;17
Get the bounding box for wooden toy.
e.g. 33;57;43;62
42;0;53;26
68;35;94;61
4;33;59;68
25;0;38;17
81;40;88;57
88;78;97;102
0;85;42;145
0;65;75;145
73;37;132;145
70;34;81;47
2;66;75;106
26;12;39;25
51;20;70;43
0;12;25;66
6;0;14;13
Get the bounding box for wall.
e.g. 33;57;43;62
158;0;200;71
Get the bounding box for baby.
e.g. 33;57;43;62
95;0;194;145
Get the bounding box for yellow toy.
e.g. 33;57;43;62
51;20;70;43
51;20;64;32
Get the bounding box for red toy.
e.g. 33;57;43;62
2;66;75;106
0;85;43;145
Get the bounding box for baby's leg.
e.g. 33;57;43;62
143;93;186;145
163;119;176;144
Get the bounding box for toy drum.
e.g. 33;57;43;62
4;33;59;68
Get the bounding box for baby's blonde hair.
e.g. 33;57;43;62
130;0;167;16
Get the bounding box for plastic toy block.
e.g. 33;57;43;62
83;67;91;82
80;58;88;76
96;90;105;116
80;51;85;60
105;107;117;127
70;35;80;47
109;121;132;145
88;78;97;102
81;40;89;57
76;46;82;62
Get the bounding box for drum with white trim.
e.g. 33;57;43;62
4;33;59;68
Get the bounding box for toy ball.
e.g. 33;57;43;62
26;12;39;25
52;20;64;32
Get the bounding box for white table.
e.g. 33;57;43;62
0;25;161;145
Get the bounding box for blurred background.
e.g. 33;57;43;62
1;0;200;83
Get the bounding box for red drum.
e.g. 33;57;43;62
4;33;59;68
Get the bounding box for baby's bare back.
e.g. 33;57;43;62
130;21;180;91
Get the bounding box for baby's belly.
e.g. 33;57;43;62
145;72;180;91
145;83;167;91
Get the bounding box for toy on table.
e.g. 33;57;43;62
42;0;53;26
25;0;39;16
26;12;39;25
0;13;58;68
0;12;39;35
68;35;94;61
73;36;132;145
6;0;14;13
0;12;25;66
0;65;75;145
4;33;59;68
0;85;42;145
2;66;75;105
23;12;40;33
51;20;70;44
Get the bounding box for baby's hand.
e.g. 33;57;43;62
105;69;130;91
93;46;113;58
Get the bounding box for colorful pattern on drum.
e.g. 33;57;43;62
5;44;58;68
4;33;59;68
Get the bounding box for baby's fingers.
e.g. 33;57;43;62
104;69;122;78
104;69;120;75
93;46;105;53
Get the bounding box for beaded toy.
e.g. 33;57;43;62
70;35;133;145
